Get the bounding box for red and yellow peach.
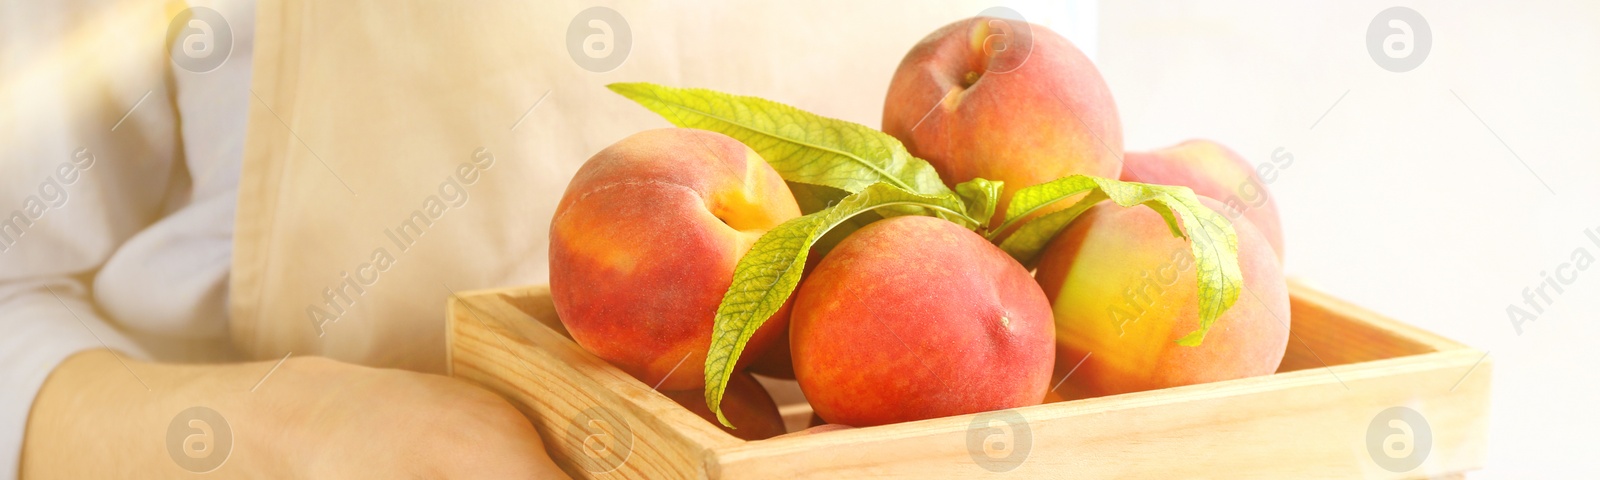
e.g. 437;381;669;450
549;128;800;391
883;16;1123;228
1034;197;1289;398
791;215;1055;426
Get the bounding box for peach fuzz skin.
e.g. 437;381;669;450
883;17;1123;229
1034;197;1289;398
661;372;786;441
549;128;800;391
1122;140;1286;260
790;216;1055;427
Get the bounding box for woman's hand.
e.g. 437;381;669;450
23;350;568;479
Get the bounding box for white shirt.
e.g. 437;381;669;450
0;1;255;475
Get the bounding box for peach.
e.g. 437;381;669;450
662;372;786;441
746;327;795;379
883;16;1123;228
791;216;1055;427
1034;197;1289;398
1121;140;1286;259
549;128;800;391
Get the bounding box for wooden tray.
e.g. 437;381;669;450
446;281;1490;479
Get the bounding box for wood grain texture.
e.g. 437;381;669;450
448;281;1490;479
447;286;737;479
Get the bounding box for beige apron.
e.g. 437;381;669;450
230;0;1079;372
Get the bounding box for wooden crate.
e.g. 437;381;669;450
446;281;1490;479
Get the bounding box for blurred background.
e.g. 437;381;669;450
1098;2;1598;477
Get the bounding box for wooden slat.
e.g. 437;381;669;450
447;286;738;479
1277;280;1464;373
712;349;1491;479
449;283;1490;479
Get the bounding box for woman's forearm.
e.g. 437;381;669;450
21;349;566;479
21;349;255;478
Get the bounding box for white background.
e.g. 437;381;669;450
1095;1;1600;477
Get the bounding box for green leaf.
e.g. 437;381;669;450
787;181;847;215
607;83;952;197
954;178;1003;231
996;176;1242;347
994;189;1109;260
704;183;975;427
786;182;880;257
991;175;1141;256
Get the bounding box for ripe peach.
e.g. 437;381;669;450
791;216;1055;427
883;16;1123;227
1034;197;1289;398
1121;140;1286;259
662;372;786;441
746;328;795;379
549;128;800;391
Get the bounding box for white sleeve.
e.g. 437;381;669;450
0;0;182;476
